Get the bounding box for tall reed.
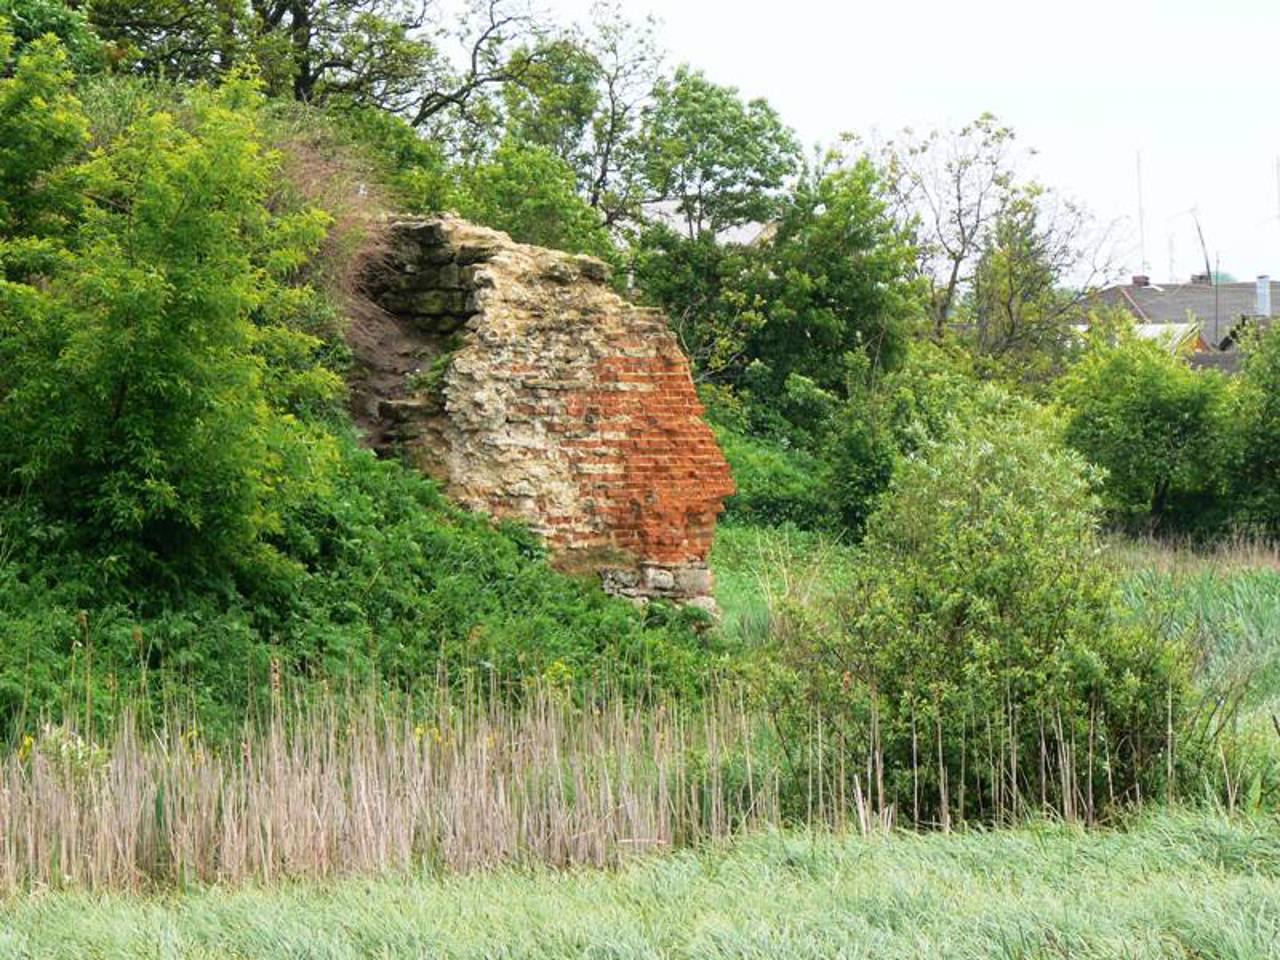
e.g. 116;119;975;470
0;683;780;894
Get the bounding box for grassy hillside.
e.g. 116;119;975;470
3;811;1277;959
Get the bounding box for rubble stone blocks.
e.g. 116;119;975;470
352;215;735;609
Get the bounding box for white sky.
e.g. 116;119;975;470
545;0;1280;285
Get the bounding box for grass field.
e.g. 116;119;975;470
3;531;1280;958
2;811;1277;959
1117;537;1280;806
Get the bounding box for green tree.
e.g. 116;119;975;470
580;0;661;226
456;136;612;257
749;156;921;394
635;65;799;238
87;0;244;80
1234;325;1280;530
0;57;335;583
246;0;435;105
0;0;102;71
88;0;437;102
500;35;600;171
962;187;1101;392
1057;320;1233;531
0;27;87;235
630;224;767;382
87;0;547;135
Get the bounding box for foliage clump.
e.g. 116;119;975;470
771;395;1193;824
1;63;337;584
1057;318;1233;534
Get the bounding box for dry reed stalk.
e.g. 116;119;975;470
0;685;778;894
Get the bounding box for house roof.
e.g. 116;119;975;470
1189;351;1242;373
1133;322;1203;349
1093;280;1280;346
1069;320;1206;354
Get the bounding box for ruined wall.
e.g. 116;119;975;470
352;216;734;609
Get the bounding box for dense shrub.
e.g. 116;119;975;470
1234;325;1280;531
771;397;1194;824
0;43;340;586
715;427;833;531
0;438;720;738
1056;325;1235;534
715;345;1005;539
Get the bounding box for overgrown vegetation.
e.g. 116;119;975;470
0;18;716;738
3;0;1280;916
768;396;1193;826
6;812;1280;958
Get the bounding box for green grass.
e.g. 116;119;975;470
1123;564;1280;712
1120;556;1280;810
711;523;857;645
3;811;1278;959
4;531;1279;958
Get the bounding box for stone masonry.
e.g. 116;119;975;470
350;215;735;609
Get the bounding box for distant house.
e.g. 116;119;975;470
1131;322;1211;352
1091;274;1277;370
1067;320;1209;354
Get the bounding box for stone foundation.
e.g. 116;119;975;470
351;216;734;609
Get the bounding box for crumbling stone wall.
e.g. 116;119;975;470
351;215;734;609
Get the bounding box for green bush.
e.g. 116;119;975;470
0;45;340;586
1056;324;1234;534
715;427;833;531
0;437;720;739
771;397;1194;824
1234;325;1280;531
715;345;1004;540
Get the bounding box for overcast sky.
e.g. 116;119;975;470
544;0;1280;285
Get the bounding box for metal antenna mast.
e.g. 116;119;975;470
1137;152;1149;274
1192;209;1213;281
1215;252;1221;345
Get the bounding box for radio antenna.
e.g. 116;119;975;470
1136;152;1149;273
1192;209;1212;281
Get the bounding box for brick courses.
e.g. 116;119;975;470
352;216;734;609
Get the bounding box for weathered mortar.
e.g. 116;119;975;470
351;215;735;609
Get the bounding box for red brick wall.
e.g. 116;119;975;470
361;215;736;605
558;347;735;567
